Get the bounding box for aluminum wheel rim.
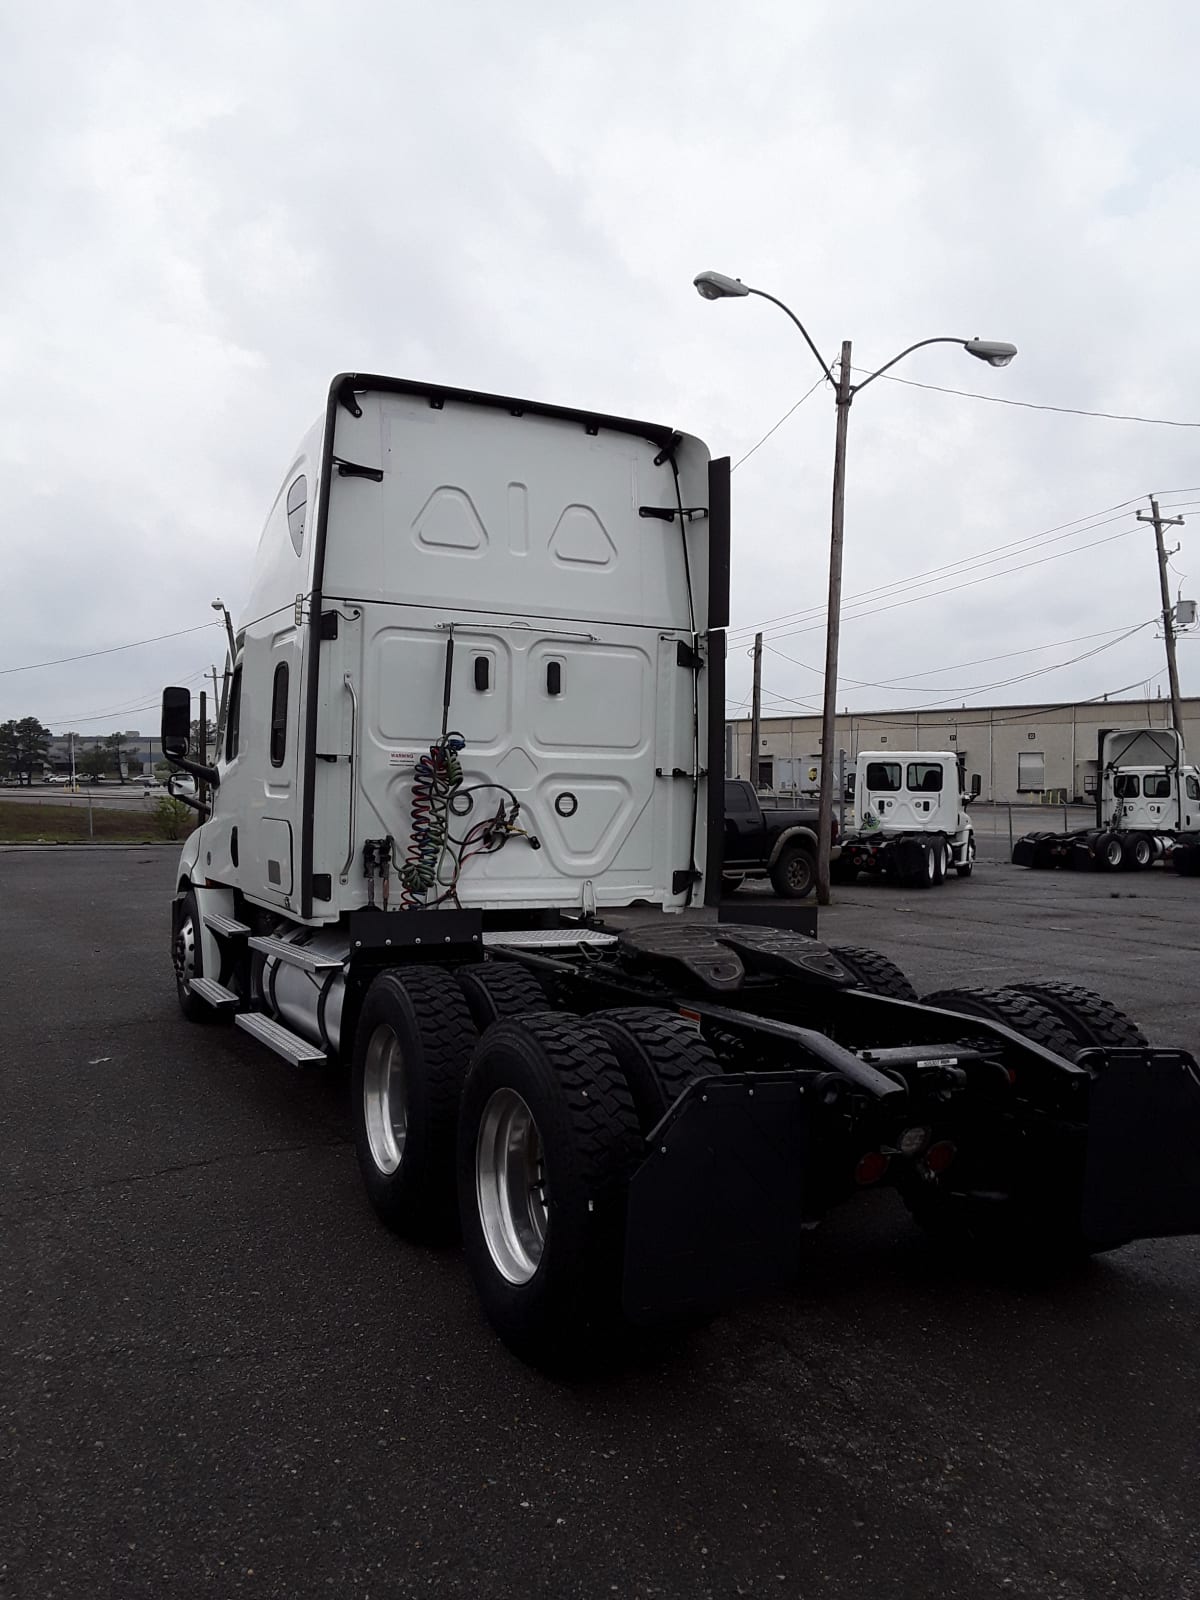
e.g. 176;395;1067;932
363;1024;408;1176
174;911;197;993
475;1087;549;1285
787;856;809;890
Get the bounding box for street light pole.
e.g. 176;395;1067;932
691;269;1016;905
817;341;853;903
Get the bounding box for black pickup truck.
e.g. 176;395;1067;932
723;779;833;898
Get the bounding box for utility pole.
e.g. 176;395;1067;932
816;340;854;906
1137;496;1186;739
749;631;763;788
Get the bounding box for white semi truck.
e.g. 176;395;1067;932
1013;727;1200;873
833;750;978;887
162;373;1200;1369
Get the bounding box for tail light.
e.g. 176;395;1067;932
855;1151;890;1185
925;1141;956;1174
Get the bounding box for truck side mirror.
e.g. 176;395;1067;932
161;686;192;758
970;774;982;798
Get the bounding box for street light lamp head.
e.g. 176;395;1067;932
964;338;1018;368
211;598;225;612
693;270;751;301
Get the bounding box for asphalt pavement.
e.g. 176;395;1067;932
3;850;1198;1599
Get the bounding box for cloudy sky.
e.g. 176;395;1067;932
4;0;1200;738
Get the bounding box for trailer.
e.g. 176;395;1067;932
832;750;979;887
162;373;1200;1369
1013;728;1200;874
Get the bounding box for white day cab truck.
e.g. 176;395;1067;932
1013;728;1200;874
833;751;978;887
163;373;1200;1370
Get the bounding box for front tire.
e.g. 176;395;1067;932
458;1014;641;1369
172;888;212;1023
352;968;477;1240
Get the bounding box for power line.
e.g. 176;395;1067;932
763;621;1152;700
766;621;1152;708
729;493;1200;642
44;666;212;728
864;369;1200;428
731;668;1170;732
750;520;1157;643
0;622;220;677
730;376;827;471
827;623;1146;686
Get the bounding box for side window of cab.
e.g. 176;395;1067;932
225;665;243;762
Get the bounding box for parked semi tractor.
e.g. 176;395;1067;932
832;750;978;887
1013;728;1200;873
162;373;1200;1369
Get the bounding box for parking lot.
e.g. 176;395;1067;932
3;849;1198;1599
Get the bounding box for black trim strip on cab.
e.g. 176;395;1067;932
299;382;341;919
704;457;731;905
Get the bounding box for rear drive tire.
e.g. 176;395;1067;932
1094;832;1125;871
769;844;815;899
1121;834;1153;870
1003;980;1149;1051
172;888;214;1024
827;945;917;1002
589;1007;718;1132
352;967;477;1241
458;1014;641;1370
910;840;937;889
931;837;948;884
921;985;1081;1060
907;986;1124;1262
457;962;548;1030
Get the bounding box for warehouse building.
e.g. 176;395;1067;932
728;695;1200;804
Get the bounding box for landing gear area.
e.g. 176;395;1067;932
172;895;1200;1370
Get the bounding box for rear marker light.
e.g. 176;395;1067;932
855;1152;890;1185
926;1141;956;1174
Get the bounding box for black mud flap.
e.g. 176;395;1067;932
1081;1048;1200;1242
622;1073;808;1323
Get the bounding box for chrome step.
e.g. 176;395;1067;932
204;912;251;938
481;927;618;948
247;935;344;972
234;1012;328;1067
190;977;239;1012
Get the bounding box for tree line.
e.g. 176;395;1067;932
0;717;217;784
0;719;144;785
